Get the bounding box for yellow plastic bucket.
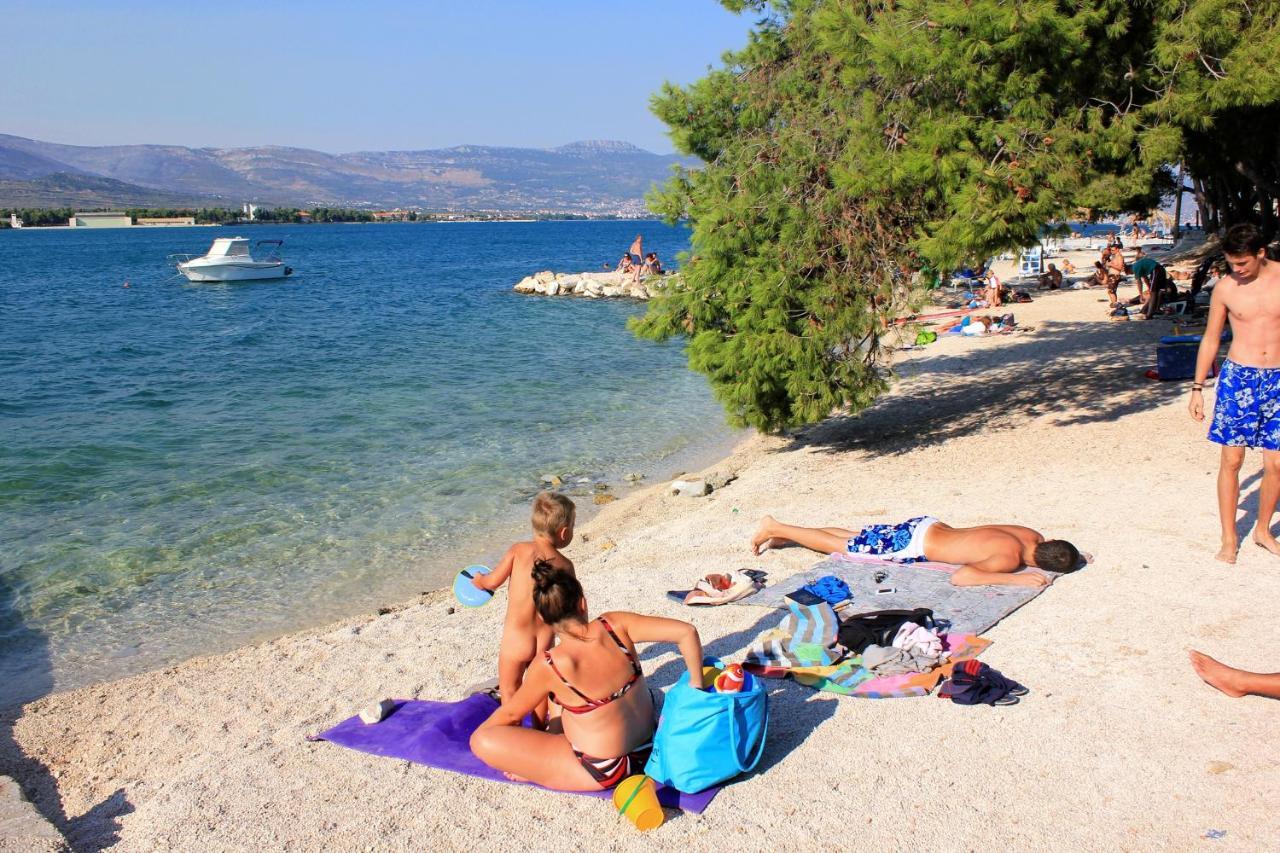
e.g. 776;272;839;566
612;775;664;831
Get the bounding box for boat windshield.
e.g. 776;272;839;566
209;238;250;257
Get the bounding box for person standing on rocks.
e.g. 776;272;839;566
1189;222;1280;563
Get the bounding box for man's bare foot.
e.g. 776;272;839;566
751;516;778;556
1215;539;1238;564
1189;650;1248;697
502;770;530;782
1252;531;1280;557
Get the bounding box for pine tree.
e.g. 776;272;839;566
637;0;1168;431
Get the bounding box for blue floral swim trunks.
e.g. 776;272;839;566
847;516;938;563
1208;359;1280;451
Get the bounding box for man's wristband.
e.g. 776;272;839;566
1191;384;1204;391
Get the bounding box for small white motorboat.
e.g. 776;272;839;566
173;237;293;282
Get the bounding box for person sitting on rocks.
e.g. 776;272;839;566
751;514;1083;588
616;253;635;275
640;252;663;277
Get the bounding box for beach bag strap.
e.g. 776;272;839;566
728;686;769;772
708;656;769;773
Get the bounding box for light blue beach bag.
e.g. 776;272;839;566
645;658;769;793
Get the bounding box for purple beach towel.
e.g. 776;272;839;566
309;693;721;813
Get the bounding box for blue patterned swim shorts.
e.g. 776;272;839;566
1208;359;1280;451
847;516;937;563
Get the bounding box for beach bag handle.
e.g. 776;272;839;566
707;657;770;773
728;679;769;772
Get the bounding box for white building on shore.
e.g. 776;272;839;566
69;211;132;228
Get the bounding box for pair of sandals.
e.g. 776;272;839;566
668;569;767;606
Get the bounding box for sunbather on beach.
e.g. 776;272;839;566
471;492;576;713
1039;263;1063;290
470;561;705;790
983;269;1003;308
1190;650;1280;700
751;515;1081;588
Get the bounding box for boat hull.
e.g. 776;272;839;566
178;262;289;282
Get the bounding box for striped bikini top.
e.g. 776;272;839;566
544;617;642;714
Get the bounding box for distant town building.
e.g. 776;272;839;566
69;212;132;228
136;216;197;227
8;213;22;228
242;203;258;221
372;210;409;221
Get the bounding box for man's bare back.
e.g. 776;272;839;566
926;517;1044;563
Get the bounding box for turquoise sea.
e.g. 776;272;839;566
0;220;735;705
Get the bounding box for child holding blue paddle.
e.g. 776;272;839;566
473;492;577;715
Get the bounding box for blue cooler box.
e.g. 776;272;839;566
1156;336;1201;380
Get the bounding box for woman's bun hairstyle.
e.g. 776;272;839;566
531;559;584;626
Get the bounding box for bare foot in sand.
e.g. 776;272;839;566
502;770;529;783
751;516;779;556
1216;538;1238;564
1189;650;1248;697
1252;530;1280;557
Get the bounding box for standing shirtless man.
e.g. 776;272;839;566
1189;223;1280;563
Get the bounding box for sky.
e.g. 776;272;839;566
3;1;758;154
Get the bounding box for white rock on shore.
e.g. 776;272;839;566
512;270;670;300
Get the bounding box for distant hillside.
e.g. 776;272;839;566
0;134;698;212
0;172;226;209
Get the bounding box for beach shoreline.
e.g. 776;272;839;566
4;410;744;709
7;240;1280;850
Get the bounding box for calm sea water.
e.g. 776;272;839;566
0;220;734;704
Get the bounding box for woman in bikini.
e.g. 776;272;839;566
470;561;704;790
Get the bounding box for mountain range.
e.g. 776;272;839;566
0;134;697;212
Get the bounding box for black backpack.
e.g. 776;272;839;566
837;608;936;653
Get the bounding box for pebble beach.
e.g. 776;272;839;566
4;242;1279;851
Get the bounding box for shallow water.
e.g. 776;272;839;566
0;220;734;704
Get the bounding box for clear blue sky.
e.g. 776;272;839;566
4;1;758;154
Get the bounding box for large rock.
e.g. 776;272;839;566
671;478;711;497
513;270;674;301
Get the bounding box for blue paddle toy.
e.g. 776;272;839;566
453;565;494;607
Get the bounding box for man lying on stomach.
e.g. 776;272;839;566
751;515;1082;588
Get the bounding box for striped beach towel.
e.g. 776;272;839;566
744;600;845;668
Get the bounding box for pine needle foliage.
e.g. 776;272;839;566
635;0;1277;432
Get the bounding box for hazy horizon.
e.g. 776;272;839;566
2;1;757;156
0;130;691;157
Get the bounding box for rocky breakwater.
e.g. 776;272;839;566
513;270;671;300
